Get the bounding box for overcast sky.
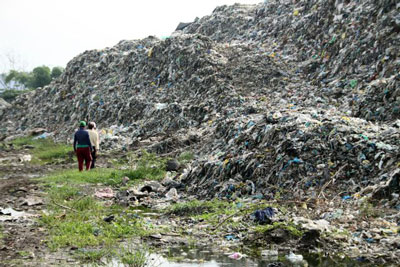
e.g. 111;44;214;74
0;0;261;73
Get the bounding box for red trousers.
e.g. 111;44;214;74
76;147;92;171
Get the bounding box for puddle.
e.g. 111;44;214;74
100;245;367;267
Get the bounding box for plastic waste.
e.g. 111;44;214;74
254;207;275;224
285;252;304;264
228;252;244;260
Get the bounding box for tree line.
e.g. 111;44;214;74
0;66;64;102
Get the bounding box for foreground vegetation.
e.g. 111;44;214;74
9;136;72;164
35;149;169;264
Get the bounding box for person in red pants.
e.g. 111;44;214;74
73;121;92;171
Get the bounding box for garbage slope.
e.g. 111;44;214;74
184;0;400;122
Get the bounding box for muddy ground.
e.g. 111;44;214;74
0;148;75;266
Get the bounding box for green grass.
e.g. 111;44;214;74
34;149;170;263
75;248;111;263
254;221;304;237
39;168;131;186
17;251;31;257
359;200;382;218
39;189;156;251
37;151;168;258
126;150;167;180
40;166;165;188
178;151;194;163
166;200;286;237
109;150;167;180
10;136;73;164
118;245;150;267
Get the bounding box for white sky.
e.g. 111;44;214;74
0;0;260;73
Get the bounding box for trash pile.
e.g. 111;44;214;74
1;1;399;205
182;107;400;203
183;0;400;122
0;97;10;117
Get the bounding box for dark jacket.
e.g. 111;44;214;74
73;127;92;151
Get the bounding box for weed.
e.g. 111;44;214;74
36;151;168;262
254;221;304;237
39;168;131;186
178;151;194;163
39;179;158;252
118;245;150;267
360;199;381;218
126;150;166;180
17;251;31;257
75;248;111;263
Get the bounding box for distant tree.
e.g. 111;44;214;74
51;66;63;79
4;64;62;92
30;66;51;88
4;70;31;89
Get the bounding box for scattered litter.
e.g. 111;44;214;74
22;196;43;206
254;207;275;224
165;188;179;200
285;252;304;264
228;252;244;260
94;188;114;199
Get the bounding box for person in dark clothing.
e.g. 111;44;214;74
73;121;92;171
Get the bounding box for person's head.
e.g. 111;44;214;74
88;122;96;130
79;121;86;128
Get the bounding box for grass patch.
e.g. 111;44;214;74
39;189;156;251
38;155;167;257
118;245;150;267
9;136;72;164
167;199;233;216
75;248;111;263
167;199;280;232
167;199;246;230
254;221;304;237
359;200;382;218
39;168;131;186
126;150;166;180
39;166;165;188
36;149;169;262
178;151;194;163
17;251;31;257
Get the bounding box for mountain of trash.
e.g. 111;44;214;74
1;0;399;203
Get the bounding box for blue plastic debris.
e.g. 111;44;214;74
225;234;237;241
342;195;352;201
247;121;255;128
365;238;375;243
252;194;264;199
290;157;303;164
